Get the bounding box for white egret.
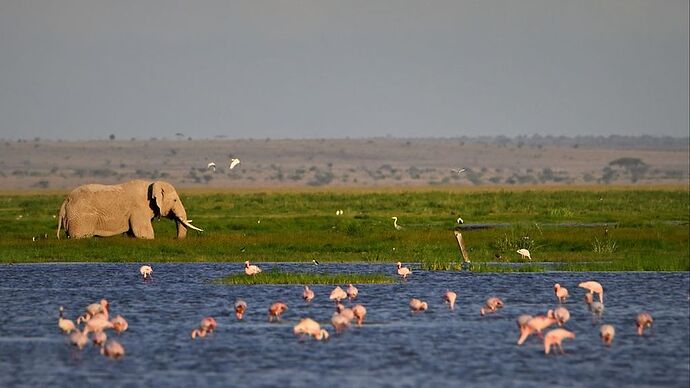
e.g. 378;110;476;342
207;162;216;172
391;217;403;230
229;158;241;169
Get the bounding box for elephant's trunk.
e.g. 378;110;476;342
175;219;188;239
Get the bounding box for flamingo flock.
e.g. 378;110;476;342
57;300;127;359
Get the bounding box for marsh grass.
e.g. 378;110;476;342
215;270;396;285
1;188;687;271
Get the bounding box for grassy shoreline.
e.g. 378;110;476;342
1;188;687;271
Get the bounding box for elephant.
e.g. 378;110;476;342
57;180;203;239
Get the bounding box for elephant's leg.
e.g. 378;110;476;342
130;216;155;239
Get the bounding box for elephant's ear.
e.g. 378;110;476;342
151;181;165;215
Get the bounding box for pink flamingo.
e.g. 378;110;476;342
516;314;533;333
101;339;125;358
552;307;570;326
554;283;569;303
578;281;603;303
268;302;288;322
139;265;153;280
329;286;347;303
517;314;559;345
303;286;315;303
409;298;428;312
111;315;128;334
331;312;351;334
443;291;457;310
347;284;359;301
92;331;107;346
235;300;247;320
84;316;114;334
636;312;653;336
244;261;262;275
58;306;76;334
336;303;355;322
352;304;367;326
294;318;329;340
200;317;218;332
544;328;575;355
600;324;615;345
396;262;412;280
480;297;504;316
191;328;208;339
70;329;89;350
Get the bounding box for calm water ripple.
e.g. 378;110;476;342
0;263;688;387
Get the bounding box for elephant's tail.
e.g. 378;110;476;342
56;200;67;239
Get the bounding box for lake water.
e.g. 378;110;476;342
0;263;688;387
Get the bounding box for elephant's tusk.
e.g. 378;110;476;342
181;219;203;232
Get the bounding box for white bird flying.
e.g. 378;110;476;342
229;158;241;169
451;168;467;174
456;217;464;224
207;162;216;172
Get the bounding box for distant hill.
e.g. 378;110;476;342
0;136;687;190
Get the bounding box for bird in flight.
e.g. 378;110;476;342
229;158;241;169
207;162;216;172
451;168;467;174
312;259;320;265
456;217;464;224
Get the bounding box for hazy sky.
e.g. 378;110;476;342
0;0;687;140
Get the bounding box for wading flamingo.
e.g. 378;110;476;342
480;297;504;316
552;307;570;326
140;265;153;280
578;281;603;303
92;331;107;346
544;328;575;355
70;329;89;350
352;304;367;325
101;339;125;358
600;324;615;345
329;286;347;303
396;262;412;280
554;283;569;303
268;302;288;322
347;284;358;301
410;298;428;312
584;293;605;323
294;318;329;340
443;291;457;310
111;315;128;334
235;300;247;320
58;306;76;334
517;314;559;345
303;286;315;303
636;312;653;336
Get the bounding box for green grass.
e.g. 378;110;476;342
215;271;396;285
0;187;688;271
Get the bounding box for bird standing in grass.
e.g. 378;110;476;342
391;217;403;230
516;249;532;260
244;261;262;275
